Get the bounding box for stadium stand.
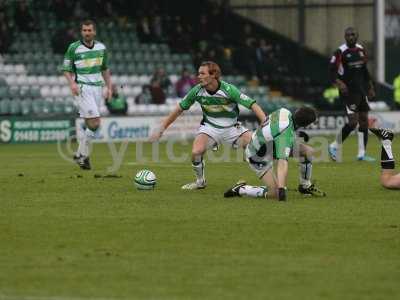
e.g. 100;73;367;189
0;0;317;118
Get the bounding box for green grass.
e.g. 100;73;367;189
1;136;400;300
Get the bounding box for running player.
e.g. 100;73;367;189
150;61;267;189
369;128;400;189
328;27;375;162
224;107;320;200
63;20;112;170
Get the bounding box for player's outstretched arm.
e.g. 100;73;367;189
149;104;184;142
251;103;267;125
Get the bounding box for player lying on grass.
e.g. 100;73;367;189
369;128;400;189
224;106;324;201
150;61;267;190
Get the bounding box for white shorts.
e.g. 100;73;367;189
75;84;103;118
197;122;249;147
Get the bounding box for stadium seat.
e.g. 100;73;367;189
37;76;47;86
14;65;26;75
20;99;33;115
0;98;11;115
0;86;8;97
10;99;22;115
40;86;51;97
48;77;59;86
27;76;38;86
138;75;150;85
152;52;162;62
133;52;144;62
6;75;17;85
15;75;26;86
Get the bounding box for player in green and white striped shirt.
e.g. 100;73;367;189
224;107;323;200
63;20;112;170
150;61;267;190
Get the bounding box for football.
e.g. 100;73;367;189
134;169;157;190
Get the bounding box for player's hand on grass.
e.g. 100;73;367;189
70;82;80;96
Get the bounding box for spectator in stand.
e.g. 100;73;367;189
196;14;210;42
149;79;166;105
240;24;257;46
73;1;87;20
103;1;117;19
151;67;172;95
14;0;36;32
193;40;208;68
236;38;258;79
147;67;172;105
137;16;152;43
170;23;191;53
135;85;152;104
219;47;235;75
176;68;197;98
0;10;11;53
206;48;218;62
83;0;107;18
106;84;128;115
52;0;72;22
151;15;164;43
255;38;273;81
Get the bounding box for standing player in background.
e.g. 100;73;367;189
63;20;112;170
328;27;375;162
224;107;320;200
150;61;267;190
369;128;400;189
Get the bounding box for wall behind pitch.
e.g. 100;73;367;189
230;0;374;56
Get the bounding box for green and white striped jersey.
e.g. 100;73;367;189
179;81;256;128
63;40;108;86
246;108;295;160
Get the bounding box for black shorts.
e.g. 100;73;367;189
340;92;370;114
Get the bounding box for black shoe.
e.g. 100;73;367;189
369;128;394;141
224;180;246;198
81;157;91;170
298;184;326;197
73;154;81;163
76;156;91;170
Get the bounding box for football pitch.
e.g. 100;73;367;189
1;136;400;300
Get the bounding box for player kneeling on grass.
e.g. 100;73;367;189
224;107;324;200
369;128;400;189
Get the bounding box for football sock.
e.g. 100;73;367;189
78;127;96;157
357;128;368;157
192;156;205;183
238;185;267;198
381;140;395;169
299;157;312;188
337;123;354;144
